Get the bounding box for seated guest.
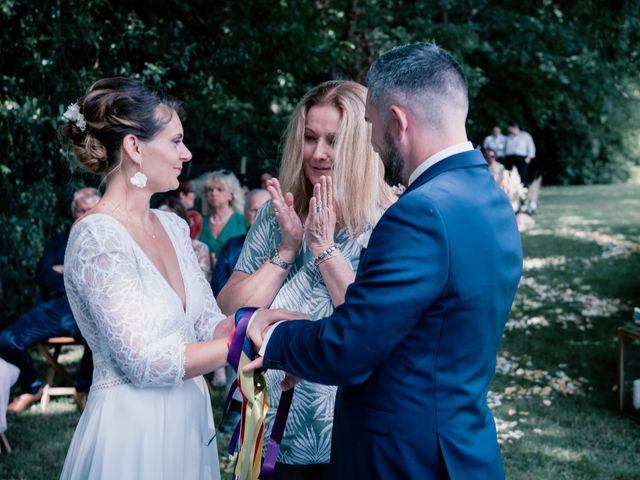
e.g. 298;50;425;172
258;169;276;189
196;170;248;267
482;125;507;164
171;178;196;211
211;188;270;296
0;187;100;412
481;147;507;191
188;211;212;283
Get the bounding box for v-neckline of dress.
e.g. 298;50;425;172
86;211;189;315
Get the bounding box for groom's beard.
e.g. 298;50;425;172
381;129;405;186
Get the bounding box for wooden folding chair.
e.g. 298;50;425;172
36;337;82;411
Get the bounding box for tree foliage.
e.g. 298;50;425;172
1;0;639;321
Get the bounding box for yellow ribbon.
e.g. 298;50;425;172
234;315;270;480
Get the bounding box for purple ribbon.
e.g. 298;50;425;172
225;307;295;480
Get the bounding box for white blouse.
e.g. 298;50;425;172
64;210;226;390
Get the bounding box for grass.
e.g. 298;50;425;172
496;183;640;479
2;183;640;480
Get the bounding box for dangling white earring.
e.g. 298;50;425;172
130;161;147;188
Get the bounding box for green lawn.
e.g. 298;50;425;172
2;183;639;480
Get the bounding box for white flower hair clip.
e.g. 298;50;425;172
63;102;87;132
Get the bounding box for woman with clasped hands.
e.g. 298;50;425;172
217;80;395;479
58;77;299;480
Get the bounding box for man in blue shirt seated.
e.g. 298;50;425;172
1;187;100;413
504;121;536;187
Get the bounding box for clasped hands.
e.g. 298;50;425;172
265;175;337;261
246;176;334;390
243;308;309;391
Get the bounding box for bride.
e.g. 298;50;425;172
59;77;300;479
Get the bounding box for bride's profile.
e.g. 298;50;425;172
59;77;230;479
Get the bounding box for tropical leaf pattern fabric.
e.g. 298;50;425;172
234;201;372;464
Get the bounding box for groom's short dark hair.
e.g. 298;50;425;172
366;42;468;130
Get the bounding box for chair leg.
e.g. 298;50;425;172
37;344;74;385
0;432;12;453
37;340;83;411
40;384;51;412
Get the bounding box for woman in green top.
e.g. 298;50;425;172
196;170;249;260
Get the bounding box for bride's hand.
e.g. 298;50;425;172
305;176;336;256
266;178;303;263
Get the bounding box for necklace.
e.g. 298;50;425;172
100;200;158;239
209;209;233;225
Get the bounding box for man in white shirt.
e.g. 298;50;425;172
504;121;536;187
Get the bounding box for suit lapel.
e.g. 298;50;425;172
403;149;488;195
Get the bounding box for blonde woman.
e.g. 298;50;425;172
217;80;395;479
196;170;248;261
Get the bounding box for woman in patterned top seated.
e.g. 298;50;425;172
217;80;396;479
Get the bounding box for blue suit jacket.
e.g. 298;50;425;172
264;150;522;479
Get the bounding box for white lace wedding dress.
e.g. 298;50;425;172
60;210;225;480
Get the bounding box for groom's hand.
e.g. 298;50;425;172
247;308;309;351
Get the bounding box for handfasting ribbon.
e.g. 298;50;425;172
226;307;295;480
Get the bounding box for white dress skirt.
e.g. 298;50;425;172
60;210;226;479
61;377;219;479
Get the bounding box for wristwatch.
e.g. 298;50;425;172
270;250;293;271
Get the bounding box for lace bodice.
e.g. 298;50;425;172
64;210;226;390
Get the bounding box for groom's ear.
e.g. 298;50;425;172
389;105;410;140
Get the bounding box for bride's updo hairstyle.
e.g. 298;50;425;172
60;77;181;176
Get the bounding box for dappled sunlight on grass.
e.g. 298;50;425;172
494;183;640;478
523;255;567;270
20;398;79;416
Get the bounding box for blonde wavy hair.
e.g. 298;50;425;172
196;170;245;215
279;80;395;236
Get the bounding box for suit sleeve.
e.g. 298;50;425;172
264;194;449;386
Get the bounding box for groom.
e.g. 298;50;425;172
248;43;522;479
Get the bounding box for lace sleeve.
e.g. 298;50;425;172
194;267;226;341
165;211;226;342
66;218;185;388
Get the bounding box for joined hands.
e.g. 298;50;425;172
252;176;334;390
243;308;310;391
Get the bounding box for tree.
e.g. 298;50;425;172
1;0;638;322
